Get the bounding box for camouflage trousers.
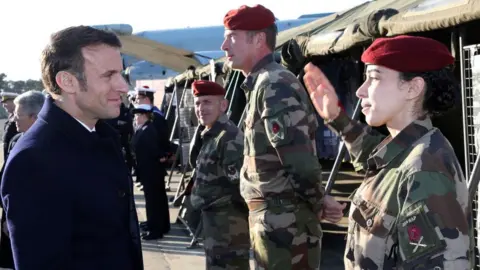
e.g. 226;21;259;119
202;204;251;270
248;201;322;270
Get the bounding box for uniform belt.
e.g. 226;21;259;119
246;197;298;211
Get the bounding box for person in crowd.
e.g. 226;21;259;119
189;80;250;269
131;104;170;240
0;90;45;270
1;92;18;162
221;4;345;269
0;26;144;269
303;35;471;269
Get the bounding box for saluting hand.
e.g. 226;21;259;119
303;63;341;121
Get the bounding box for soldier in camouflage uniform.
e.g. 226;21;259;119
189;80;250;270
304;35;472;269
221;4;345;269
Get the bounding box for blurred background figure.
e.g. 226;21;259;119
0;90;45;270
133;86;172;188
0;92;18;163
131;104;170;240
105;93;135;174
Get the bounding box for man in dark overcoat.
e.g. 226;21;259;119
0;26;144;270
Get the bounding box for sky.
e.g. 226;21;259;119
0;0;368;81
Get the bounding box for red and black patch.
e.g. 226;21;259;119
408;225;421;242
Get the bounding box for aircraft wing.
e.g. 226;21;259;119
92;24;201;73
118;35;201;72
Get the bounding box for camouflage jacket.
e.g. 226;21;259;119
240;54;325;213
190;114;245;210
327;111;471;270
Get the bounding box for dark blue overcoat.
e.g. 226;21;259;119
0;97;143;270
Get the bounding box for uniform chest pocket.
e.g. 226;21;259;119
244;114;268;156
350;196;396;238
196;146;219;171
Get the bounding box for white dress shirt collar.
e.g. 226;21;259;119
74;118;96;132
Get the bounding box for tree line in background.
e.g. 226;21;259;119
0;73;44;119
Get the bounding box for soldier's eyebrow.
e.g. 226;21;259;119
366;69;381;75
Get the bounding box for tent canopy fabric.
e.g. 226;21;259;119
91;24;202;73
305;0;480;56
118;35;201;73
169;0;480;84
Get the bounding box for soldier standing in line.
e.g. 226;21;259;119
133;85;172;228
221;4;345;269
134;86;171;181
131;104;170;240
1;92;19;162
304;35;471;269
189;80;250;270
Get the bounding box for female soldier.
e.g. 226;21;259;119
303;35;471;269
131;104;170;240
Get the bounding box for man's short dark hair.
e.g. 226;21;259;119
41;26;122;95
247;24;278;51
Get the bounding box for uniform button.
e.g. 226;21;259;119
118;190;126;197
366;218;373;227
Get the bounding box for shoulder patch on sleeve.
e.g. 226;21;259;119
397;203;446;267
265;116;286;144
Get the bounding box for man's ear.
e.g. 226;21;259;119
220;98;229;113
55;71;78;94
253;32;266;49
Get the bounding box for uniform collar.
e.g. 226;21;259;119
368;116;434;169
240;53;275;92
200;114;229;139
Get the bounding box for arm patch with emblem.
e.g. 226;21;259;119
220;129;244;184
397;202;446;268
226;164;239;182
261;103;292;148
265;115;288;147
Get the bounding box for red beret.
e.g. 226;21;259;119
192;80;226;97
361;35;454;73
224;4;275;31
